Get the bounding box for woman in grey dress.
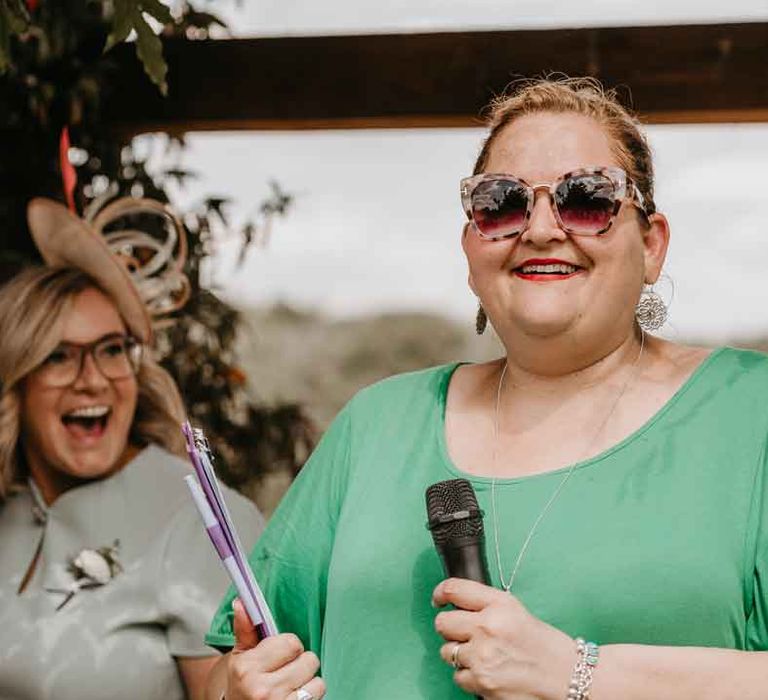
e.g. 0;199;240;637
0;202;262;700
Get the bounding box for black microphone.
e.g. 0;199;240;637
425;478;490;585
426;479;489;699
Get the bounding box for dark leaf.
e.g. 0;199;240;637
104;0;134;52
237;222;255;266
0;8;9;74
182;10;228;31
261;180;293;216
204;196;230;225
0;0;30;73
162;167;197;186
133;9;168;95
141;0;173;27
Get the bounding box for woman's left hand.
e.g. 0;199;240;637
433;578;575;700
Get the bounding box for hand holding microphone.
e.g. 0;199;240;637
426;479;573;700
426;478;489;699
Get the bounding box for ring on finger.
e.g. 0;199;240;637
450;642;465;670
296;687;314;700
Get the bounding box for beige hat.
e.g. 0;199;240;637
27;197;153;343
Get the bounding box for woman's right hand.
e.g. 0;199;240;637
225;599;326;700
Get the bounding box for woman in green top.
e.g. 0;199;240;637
206;78;768;700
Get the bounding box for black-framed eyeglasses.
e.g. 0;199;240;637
460;166;649;241
33;334;143;388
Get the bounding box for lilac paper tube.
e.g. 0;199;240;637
182;422;278;638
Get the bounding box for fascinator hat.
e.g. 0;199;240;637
27;196;190;344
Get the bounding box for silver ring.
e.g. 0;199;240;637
296;688;314;700
450;642;464;670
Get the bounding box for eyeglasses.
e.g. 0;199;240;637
33;334;142;388
460;166;649;241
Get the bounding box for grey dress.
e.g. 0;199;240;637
0;444;264;700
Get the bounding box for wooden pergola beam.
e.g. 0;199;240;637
105;22;768;133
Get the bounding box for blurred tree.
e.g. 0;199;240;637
0;0;315;499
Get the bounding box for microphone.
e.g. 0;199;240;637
426;479;489;699
425;478;490;585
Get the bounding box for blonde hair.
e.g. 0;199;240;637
474;77;656;214
0;266;186;501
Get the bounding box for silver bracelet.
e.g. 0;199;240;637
566;637;599;700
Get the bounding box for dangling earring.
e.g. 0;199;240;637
475;303;487;335
635;285;668;331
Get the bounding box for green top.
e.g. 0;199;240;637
208;347;768;699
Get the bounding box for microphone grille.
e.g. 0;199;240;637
425;478;484;546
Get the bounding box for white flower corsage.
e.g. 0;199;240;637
46;540;122;610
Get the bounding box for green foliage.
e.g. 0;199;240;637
105;0;172;94
0;1;316;492
0;0;29;72
2;0;177;95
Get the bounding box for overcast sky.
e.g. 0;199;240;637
216;0;768;34
150;1;768;343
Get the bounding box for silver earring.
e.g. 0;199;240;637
475;303;487;335
635;286;668;331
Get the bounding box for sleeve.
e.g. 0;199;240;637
158;485;265;657
745;432;768;650
205;404;352;654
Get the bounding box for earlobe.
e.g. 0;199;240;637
642;212;670;284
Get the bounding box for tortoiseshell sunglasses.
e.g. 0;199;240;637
460;166;649;241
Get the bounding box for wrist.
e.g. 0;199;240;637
564;637;599;700
536;630;581;700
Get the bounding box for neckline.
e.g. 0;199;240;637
25;444;154;517
436;346;727;486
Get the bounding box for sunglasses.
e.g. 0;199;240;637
460;166;649;240
34;334;142;388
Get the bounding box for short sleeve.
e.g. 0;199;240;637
745;433;768;650
206;405;352;653
158;485;264;657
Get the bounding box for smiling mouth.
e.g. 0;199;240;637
513;263;583;278
61;406;112;439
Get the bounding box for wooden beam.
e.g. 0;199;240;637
104;22;768;133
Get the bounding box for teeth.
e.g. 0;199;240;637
65;406;110;419
520;263;577;274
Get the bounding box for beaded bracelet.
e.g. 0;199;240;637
566;637;599;700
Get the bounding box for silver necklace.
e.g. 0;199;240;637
490;331;645;593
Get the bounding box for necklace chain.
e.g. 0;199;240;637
490;332;646;593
